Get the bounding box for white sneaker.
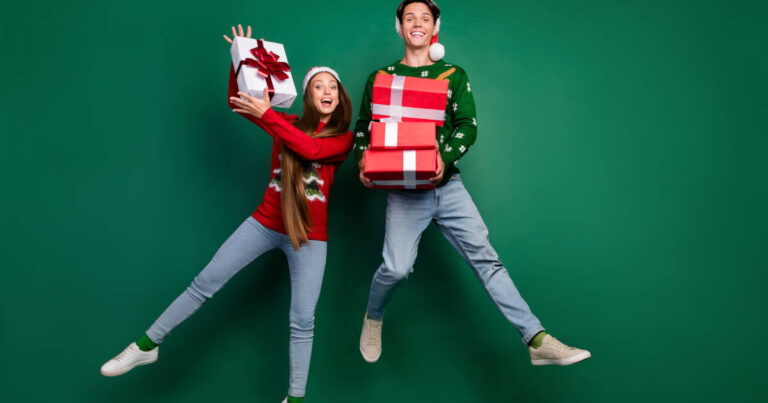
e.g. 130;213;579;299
100;342;158;376
529;334;591;366
359;314;382;363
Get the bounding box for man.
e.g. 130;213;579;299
354;0;591;366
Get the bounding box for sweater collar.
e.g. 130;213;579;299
393;59;446;72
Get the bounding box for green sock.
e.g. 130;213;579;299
529;331;546;349
136;333;158;351
287;396;303;403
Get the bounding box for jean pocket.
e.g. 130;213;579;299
449;173;462;182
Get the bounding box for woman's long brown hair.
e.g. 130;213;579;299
282;72;352;250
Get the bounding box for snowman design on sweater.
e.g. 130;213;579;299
268;154;327;203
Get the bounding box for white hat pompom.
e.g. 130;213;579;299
429;41;445;61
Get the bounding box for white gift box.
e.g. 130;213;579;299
230;37;297;108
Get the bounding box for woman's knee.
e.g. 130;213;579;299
289;309;315;333
187;275;220;301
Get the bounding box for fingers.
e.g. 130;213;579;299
359;170;373;188
232;26;237;39
238;24;244;37
223;34;233;44
429;167;444;183
246;25;252;38
229;96;248;105
262;88;271;107
237;91;258;103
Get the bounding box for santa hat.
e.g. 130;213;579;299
302;66;341;94
395;15;444;61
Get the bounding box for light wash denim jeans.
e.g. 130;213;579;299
366;174;545;344
146;216;326;398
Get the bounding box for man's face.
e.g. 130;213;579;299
401;2;435;50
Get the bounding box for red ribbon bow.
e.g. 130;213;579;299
235;39;291;99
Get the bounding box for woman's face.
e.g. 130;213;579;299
401;2;435;49
309;72;339;118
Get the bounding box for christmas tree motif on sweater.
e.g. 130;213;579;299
302;162;326;202
268;155;327;203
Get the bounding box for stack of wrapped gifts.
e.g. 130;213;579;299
364;74;449;189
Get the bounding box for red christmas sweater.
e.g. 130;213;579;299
228;68;353;241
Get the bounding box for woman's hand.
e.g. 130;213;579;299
223;24;251;44
230;89;271;119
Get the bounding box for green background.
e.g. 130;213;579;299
1;0;766;402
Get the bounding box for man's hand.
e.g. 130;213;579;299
359;155;373;188
223;24;251;44
230;89;271;119
429;152;445;185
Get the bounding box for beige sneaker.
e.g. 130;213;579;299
529;334;591;366
359;314;382;363
100;342;158;376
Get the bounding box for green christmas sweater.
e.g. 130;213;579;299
353;60;478;187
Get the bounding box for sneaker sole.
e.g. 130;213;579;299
531;351;591;366
101;355;158;377
359;343;381;363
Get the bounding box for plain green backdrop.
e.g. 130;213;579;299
1;0;766;402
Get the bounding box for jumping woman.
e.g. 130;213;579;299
100;24;353;403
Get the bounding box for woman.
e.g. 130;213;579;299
100;24;353;403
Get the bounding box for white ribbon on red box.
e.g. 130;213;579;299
371;75;446;122
370;150;425;189
384;122;399;148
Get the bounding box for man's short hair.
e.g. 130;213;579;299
396;0;441;23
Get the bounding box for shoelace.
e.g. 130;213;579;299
364;320;381;344
114;345;137;362
547;337;575;352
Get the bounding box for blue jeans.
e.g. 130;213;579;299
366;174;545;344
146;217;326;398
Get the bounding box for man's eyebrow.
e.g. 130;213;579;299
403;12;433;17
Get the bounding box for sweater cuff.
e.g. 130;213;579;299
261;107;278;123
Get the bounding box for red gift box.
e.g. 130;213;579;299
370;121;437;150
371;74;449;126
364;149;438;189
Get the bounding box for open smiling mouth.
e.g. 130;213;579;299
410;31;425;38
321;98;333;107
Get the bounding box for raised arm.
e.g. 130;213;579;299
227;66;296;132
259;108;353;161
224;24;294;131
